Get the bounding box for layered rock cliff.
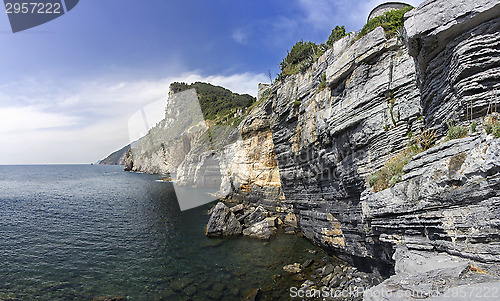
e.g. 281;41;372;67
116;0;500;278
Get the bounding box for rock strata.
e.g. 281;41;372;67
109;0;500;286
364;246;500;301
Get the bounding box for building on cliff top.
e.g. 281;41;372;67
367;2;412;22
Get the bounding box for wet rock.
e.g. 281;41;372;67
206;202;242;236
263;216;278;228
283;212;298;228
211;283;225;294
170;277;194;291
92;297;127;301
183;285;197;296
242;288;261;301
302;259;314;269
321;273;333;286
322;264;335;276
301;280;315;288
283;263;302;274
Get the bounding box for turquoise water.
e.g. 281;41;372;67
0;165;321;300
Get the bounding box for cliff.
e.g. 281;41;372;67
113;0;500;280
99;144;131;165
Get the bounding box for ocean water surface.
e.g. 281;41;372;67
0;165;321;300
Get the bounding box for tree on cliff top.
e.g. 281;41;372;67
170;82;255;121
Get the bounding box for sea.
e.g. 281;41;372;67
0;165;321;300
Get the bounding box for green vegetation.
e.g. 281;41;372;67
445;121;468;141
277;23;347;80
368;148;416;192
317;73;327;92
279;41;319;79
485;116;500;138
326;26;347;46
471;122;477;133
170;82;255;121
293;100;302;107
368;129;437;192
358;6;413;39
386;91;397;126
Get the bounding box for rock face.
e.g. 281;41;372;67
362;134;500;266
405;0;500;133
110;0;500;279
205;202;242;236
364;246;500;301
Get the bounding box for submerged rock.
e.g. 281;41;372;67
92;297;127;301
242;288;261;301
206;202;242;236
170;277;194;292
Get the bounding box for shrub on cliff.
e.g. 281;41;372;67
446;125;468;141
326;26;347;46
445;121;468;141
368;148;416;192
368;129;436;192
358;6;413;39
485;115;500;138
279;41;319;78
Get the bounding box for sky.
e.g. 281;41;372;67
0;0;423;164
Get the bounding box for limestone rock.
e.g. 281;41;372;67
229;203;244;213
362;135;500;263
363;246;500;301
283;263;302;274
206;202;242;236
242;220;276;240
243;206;266;227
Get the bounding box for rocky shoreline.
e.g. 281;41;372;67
206;201;500;300
206;201;385;300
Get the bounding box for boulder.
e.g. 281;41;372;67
242;288;261;301
243;206;266;227
229;203;245;213
264;216;278;228
242;220;276;240
206;202;242;236
283;263;302;274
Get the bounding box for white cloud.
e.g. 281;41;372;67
0;71;267;164
0;106;80;133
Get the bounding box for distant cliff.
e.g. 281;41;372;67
107;0;500;277
99;144;130;165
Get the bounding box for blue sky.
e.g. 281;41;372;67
0;0;423;164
